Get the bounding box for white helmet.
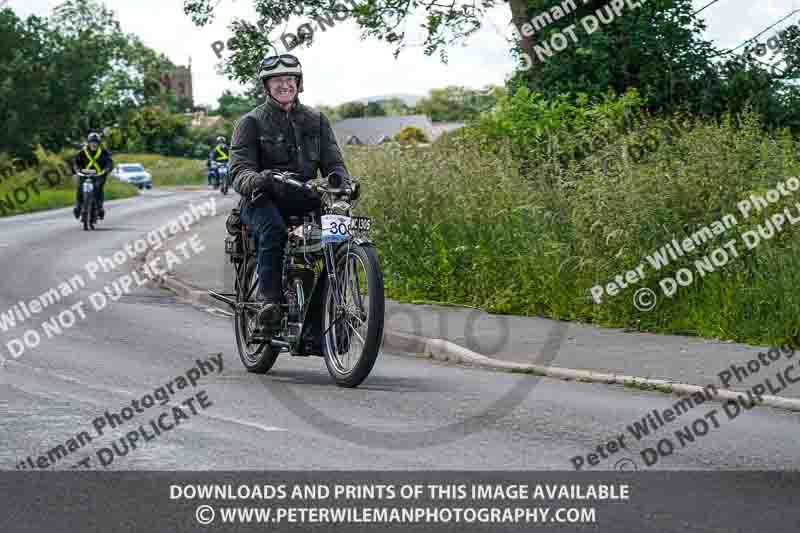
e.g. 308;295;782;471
259;53;303;93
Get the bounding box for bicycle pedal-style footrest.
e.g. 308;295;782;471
270;339;291;349
208;291;237;309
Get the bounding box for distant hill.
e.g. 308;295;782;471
352;94;423;107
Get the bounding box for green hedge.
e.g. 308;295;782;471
347;90;800;347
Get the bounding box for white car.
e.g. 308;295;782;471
113;163;153;189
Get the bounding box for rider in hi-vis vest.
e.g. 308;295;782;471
72;132;114;220
207;136;230;187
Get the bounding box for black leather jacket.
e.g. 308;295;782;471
229;98;348;197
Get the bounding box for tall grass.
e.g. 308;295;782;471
347;107;800;347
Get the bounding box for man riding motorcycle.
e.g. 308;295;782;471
73;132;113;220
229;53;352;332
208;136;230;187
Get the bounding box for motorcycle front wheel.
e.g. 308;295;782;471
322;243;385;388
82;194;93;231
234;257;281;373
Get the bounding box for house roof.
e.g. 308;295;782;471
190;112;225;129
333;115;434;145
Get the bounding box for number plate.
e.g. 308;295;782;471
350;216;371;234
321;215;352;244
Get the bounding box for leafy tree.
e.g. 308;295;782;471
510;0;718;114
88;34;177;134
48;0;129;136
183;0;539;83
338;101;367;119
415;85;503;121
381;98;413;116
0;10;58;157
365;101;387;117
0;0;185;158
108;105;191;155
0;1;127;157
215;89;258;118
316;105;341;122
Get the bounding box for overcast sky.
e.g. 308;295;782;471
7;0;800;108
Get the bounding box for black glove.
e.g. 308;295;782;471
252;170;289;200
300;183;321;204
252;170;274;192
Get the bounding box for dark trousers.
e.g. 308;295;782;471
75;177;105;210
240;189;320;301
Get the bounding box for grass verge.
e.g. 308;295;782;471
113;153;207;187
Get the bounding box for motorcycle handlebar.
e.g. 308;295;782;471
271;171;354;194
252;171;356;202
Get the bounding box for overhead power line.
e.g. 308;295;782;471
692;0;725;16
723;8;800;55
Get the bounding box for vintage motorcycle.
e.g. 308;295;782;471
77;169;100;231
209;171;385;388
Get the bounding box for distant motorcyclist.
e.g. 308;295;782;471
207;136;230;187
72;132;113;220
229;53;351;331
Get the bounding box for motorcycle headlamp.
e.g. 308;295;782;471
329;201;350;216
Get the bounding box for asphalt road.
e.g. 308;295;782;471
1;189;799;472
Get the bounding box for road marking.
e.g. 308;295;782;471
203;413;288;434
2;362;289;434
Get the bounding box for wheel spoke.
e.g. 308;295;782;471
350;261;364;311
347;321;365;344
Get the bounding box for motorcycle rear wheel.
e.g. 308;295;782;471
234;257;281;373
